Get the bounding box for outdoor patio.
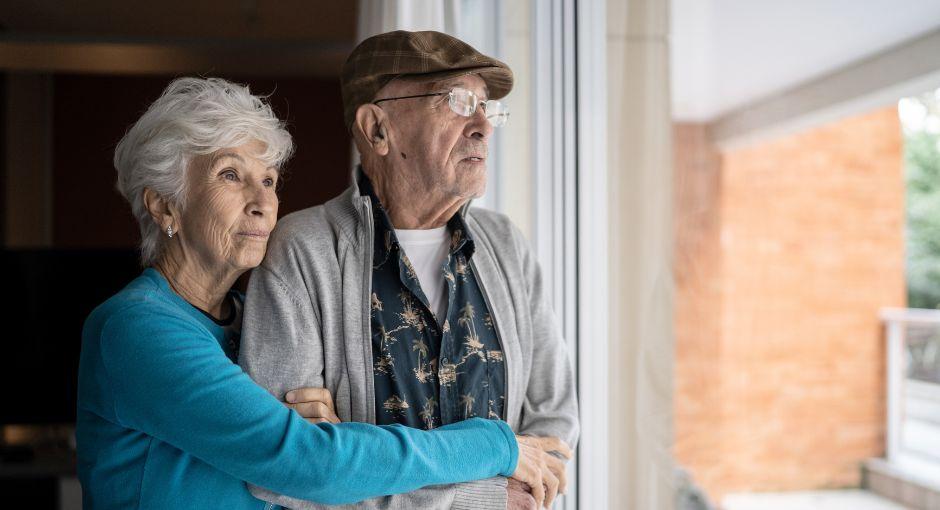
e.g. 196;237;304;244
723;490;907;510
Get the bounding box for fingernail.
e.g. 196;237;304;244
286;391;295;402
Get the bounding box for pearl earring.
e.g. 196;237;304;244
166;225;174;238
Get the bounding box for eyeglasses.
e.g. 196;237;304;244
373;87;510;127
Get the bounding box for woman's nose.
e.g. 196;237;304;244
247;184;277;217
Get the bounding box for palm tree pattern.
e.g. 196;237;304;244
362;175;506;430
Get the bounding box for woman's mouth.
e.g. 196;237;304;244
237;230;269;240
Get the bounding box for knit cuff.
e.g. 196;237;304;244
493;420;519;476
452;477;508;510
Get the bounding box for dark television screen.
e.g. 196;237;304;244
1;249;141;424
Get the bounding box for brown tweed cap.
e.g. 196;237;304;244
341;30;514;130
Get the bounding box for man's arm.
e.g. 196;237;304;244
239;244;511;510
512;221;581;450
238;262;324;400
249;478;508;510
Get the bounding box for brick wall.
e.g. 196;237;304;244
674;123;727;494
674;107;905;501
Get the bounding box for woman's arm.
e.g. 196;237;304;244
98;303;518;505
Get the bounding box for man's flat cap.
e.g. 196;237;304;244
341;30;514;129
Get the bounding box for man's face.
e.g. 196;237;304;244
379;74;494;201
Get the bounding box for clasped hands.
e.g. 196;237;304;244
284;388;573;509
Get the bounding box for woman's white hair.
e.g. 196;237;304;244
114;77;294;266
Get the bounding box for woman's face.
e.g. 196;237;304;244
177;140;279;273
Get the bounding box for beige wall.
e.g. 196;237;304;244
674;107;905;501
497;0;532;241
673;123;725;494
607;0;675;507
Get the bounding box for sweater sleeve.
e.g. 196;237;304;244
512;222;581;451
98;304;518;506
247;477;508;510
238;263;325;405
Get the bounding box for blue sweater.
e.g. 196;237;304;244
76;269;518;509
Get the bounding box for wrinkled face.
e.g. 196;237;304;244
177;140;279;272
380;74;494;200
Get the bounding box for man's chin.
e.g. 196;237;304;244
461;180;486;200
462;169;487;197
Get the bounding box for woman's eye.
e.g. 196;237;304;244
221;170;238;181
263;178;275;187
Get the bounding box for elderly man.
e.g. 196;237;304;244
239;31;579;510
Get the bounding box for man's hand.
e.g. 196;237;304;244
284;387;341;424
510;438;560;509
507;478;538;510
516;435;572;495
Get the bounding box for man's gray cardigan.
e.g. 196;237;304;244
238;178;580;510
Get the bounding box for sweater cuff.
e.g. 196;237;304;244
452;477;508;510
493;420;519;476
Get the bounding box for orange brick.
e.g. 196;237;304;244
673;108;904;501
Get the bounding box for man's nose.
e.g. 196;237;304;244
466;105;494;141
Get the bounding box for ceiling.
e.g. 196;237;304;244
6;0;940;118
0;1;358;77
671;0;940;122
0;0;356;43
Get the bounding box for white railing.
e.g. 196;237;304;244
879;308;940;466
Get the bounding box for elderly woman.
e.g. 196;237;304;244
76;78;549;509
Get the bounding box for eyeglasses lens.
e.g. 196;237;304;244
447;87;509;127
483;101;509;127
448;88;477;117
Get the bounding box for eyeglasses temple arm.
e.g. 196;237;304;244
373;91;449;105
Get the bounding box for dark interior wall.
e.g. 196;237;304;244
1;73;355;426
52;75;164;248
52;74;351;249
0;75;5;243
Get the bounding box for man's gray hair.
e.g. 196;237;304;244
114;77;293;266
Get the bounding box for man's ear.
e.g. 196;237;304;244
142;187;178;233
354;104;390;157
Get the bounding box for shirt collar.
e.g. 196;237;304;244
358;170;476;263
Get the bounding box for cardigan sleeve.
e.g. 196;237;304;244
511;221;581;451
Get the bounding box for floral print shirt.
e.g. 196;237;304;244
362;176;506;430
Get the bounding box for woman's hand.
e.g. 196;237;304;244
284;387;341;424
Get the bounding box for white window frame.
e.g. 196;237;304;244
359;1;610;506
531;0;609;508
574;0;609;508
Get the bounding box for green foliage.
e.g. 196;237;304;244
905;106;940;308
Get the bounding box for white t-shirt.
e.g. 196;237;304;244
395;226;451;323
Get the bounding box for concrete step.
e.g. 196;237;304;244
865;457;940;509
722;489;908;510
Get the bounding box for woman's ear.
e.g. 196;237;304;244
354;104;391;157
142;187;177;232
